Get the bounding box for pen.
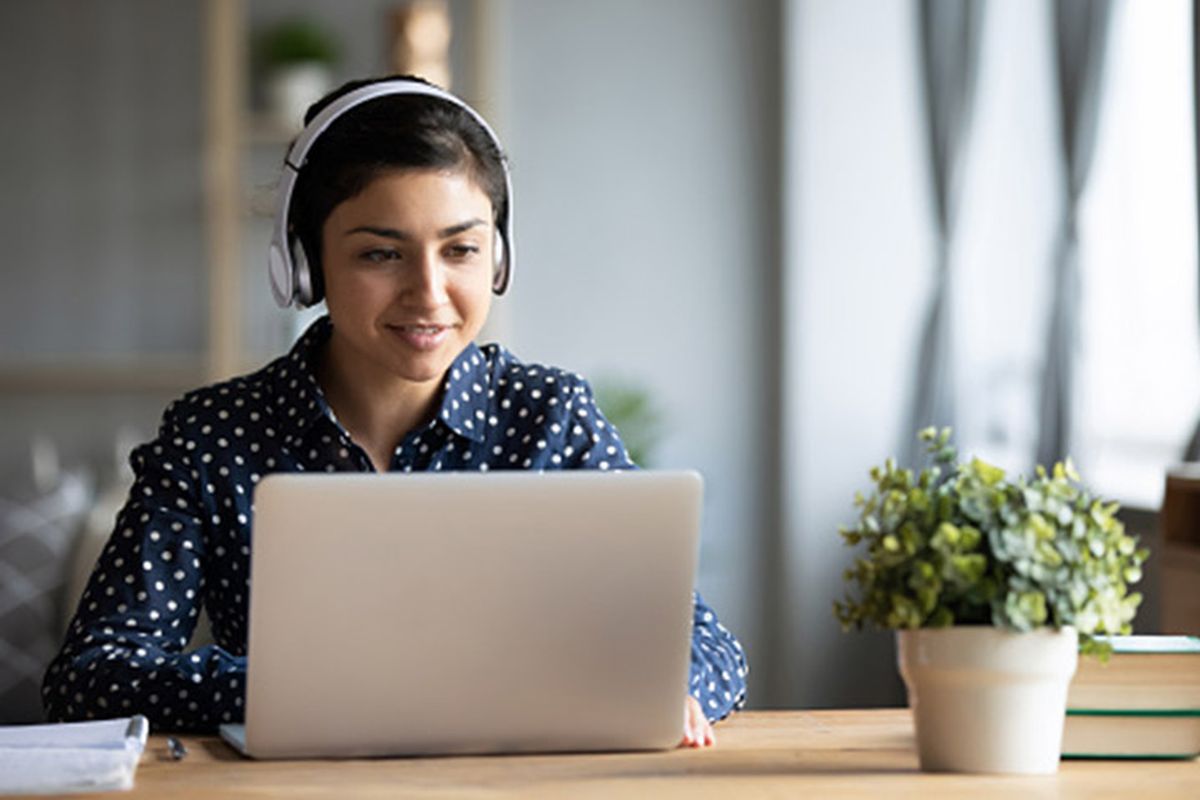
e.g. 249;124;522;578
124;715;148;744
166;736;188;761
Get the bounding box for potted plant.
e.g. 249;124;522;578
834;428;1147;774
593;379;665;467
257;18;341;131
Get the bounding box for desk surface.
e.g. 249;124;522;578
113;709;1200;799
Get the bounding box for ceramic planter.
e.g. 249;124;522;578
265;63;333;131
896;625;1078;774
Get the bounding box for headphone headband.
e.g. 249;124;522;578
268;78;514;308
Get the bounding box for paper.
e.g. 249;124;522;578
0;716;148;795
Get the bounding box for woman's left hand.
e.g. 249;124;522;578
679;695;715;748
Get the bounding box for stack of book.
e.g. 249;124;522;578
1063;635;1200;759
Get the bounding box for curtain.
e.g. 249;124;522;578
1034;0;1114;469
1186;0;1200;461
904;0;985;467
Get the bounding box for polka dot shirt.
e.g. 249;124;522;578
42;316;748;732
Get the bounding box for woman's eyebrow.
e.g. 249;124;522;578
346;225;410;241
345;219;488;240
438;218;488;237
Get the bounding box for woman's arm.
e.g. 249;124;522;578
555;377;751;723
689;591;748;721
42;405;246;733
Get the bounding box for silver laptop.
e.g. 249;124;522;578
220;470;702;759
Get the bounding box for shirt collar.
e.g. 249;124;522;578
435;341;490;444
268;315;490;446
268;315;337;448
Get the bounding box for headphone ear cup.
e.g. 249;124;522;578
492;229;507;293
293;237;316;307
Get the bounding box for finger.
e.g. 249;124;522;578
689;704;713;748
692;715;708;748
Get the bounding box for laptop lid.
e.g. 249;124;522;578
235;470;703;758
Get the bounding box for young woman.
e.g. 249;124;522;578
43;76;747;747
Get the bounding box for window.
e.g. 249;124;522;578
1076;0;1200;507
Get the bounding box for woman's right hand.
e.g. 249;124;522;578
679;695;715;748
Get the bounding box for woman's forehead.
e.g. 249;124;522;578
330;169;493;228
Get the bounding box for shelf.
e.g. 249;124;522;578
1164;468;1200;547
1162;542;1200;635
244;112;299;146
0;358;207;393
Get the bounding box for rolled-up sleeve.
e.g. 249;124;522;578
42;404;246;732
689;591;748;721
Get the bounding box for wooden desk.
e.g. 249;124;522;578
114;710;1200;798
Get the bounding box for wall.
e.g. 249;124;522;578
0;1;205;361
0;0;206;480
8;0;1098;712
494;0;783;704
783;0;930;708
0;0;785;705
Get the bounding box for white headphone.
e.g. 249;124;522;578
268;78;514;308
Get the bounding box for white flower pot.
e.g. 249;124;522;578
897;626;1078;774
265;63;333;132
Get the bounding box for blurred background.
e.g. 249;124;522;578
2;0;1199;722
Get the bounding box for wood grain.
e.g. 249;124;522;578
42;709;1198;799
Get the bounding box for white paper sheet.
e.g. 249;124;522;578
0;716;148;795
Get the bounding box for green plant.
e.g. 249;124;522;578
834;428;1147;655
593;380;665;467
259;18;340;68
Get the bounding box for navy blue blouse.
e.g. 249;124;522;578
42;316;748;732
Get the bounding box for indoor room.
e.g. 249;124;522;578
1;0;1198;794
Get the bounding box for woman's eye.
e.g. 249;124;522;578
361;248;401;264
447;244;480;259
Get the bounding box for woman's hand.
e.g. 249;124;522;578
679;695;715;748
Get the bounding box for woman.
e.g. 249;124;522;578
42;76;747;747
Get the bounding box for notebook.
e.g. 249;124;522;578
0;716;148;794
221;470;703;759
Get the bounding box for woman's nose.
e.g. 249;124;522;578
406;251;450;306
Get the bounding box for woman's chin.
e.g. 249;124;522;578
380;349;458;385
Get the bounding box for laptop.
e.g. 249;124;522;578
219;470;703;759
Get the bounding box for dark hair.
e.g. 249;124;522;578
289;75;508;298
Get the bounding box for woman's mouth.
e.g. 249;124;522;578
387;323;454;351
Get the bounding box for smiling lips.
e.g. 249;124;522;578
386;322;456;351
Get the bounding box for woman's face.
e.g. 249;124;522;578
320;168;495;387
